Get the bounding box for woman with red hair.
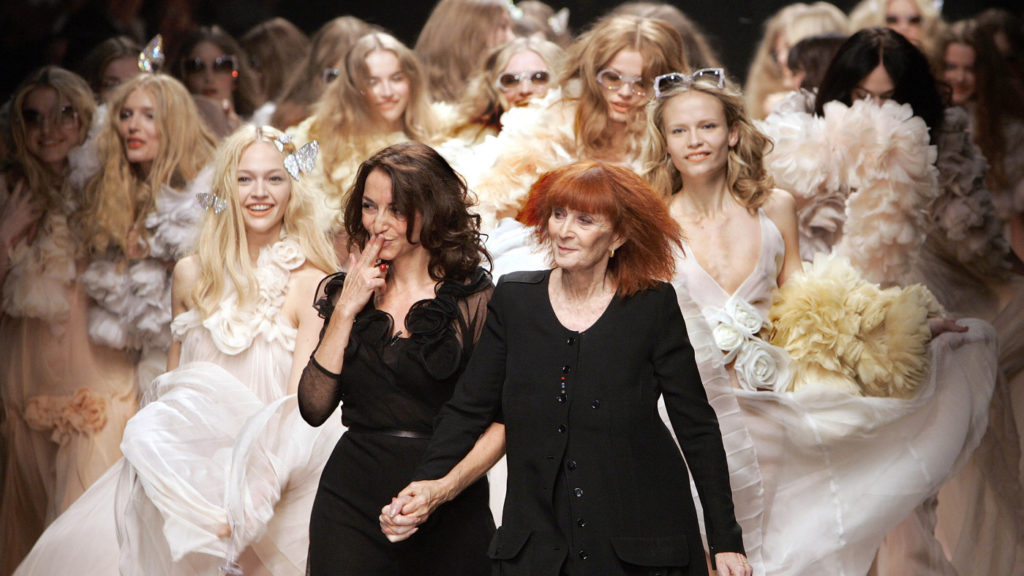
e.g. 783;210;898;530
381;161;751;576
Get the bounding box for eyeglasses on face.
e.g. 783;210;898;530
322;68;341;84
653;68;726;99
495;70;551;90
182;55;238;77
22;105;78;130
596;69;647;97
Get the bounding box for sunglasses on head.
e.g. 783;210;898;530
495;70;551;90
653;68;726;99
595;69;647;97
182;55;238;77
22;105;78;129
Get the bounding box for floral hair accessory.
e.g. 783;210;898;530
196;192;228;215
283;140;319;181
138;35;165;73
654;68;726;99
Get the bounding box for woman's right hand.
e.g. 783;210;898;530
331;234;387;322
0;180;42;249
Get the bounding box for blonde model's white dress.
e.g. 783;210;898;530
670;209;998;576
16;238;343;575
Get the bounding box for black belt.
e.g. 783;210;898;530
348;426;431;439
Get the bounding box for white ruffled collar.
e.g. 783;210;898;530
172;237;306;356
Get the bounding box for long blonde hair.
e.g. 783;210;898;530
452;37;565;139
744;2;849;119
310;33;439;188
849;0;944;57
642;76;774;210
81;74;216;257
192;125;337;318
7;67;95;210
415;0;513;103
561;14;687;160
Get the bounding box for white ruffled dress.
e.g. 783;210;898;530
671;208;998;576
15;238;344;575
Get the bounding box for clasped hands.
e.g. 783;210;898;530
378;479;451;543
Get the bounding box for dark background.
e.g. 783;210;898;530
1;0;1019;103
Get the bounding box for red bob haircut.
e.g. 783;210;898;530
519;161;682;298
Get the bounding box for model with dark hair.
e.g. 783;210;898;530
299;141;498;576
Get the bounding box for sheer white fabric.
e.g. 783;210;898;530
16;238;343;575
670;213;998;576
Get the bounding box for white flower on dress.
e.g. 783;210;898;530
707;295;792;392
734;336;792;393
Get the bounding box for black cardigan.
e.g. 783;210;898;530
414;270;744;575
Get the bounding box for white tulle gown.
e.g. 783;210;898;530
670;209;998;576
16;238;343;575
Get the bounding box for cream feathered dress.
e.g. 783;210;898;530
759;96;1024;575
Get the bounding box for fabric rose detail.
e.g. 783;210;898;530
706;296;791;392
24;388;109;444
734;337;792;393
711;322;746;364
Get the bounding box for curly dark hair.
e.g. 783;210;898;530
344;142;491;282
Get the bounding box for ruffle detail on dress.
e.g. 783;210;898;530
82;176;205;351
68;104;106;191
760;100;940;284
770;254;943;398
470;90;577;231
145;175;207;261
172;238;304;356
2;211;76;324
324;267;492;379
929;108;1012;277
23;387;109;444
81;257;173;351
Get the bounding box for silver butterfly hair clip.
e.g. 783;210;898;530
196;192;228;215
283;140;320;181
137;35;165;73
653;68;726;99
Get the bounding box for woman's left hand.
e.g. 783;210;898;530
929;317;967;339
714;552;753;576
378;479;451;543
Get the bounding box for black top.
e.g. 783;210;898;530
299;267;493;431
414;270;744;576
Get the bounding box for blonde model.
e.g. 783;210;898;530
0;66;136;575
744;2;848;119
17;125;343;575
289;32;446;234
77;73;216;387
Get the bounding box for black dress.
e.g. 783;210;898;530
300;268;495;576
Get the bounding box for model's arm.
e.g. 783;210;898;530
166;256;200;371
297;235;385;425
764;188;803;287
286;266;332;395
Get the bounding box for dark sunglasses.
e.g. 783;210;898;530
22;105;78;129
495;70;551;90
182;55;238;77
